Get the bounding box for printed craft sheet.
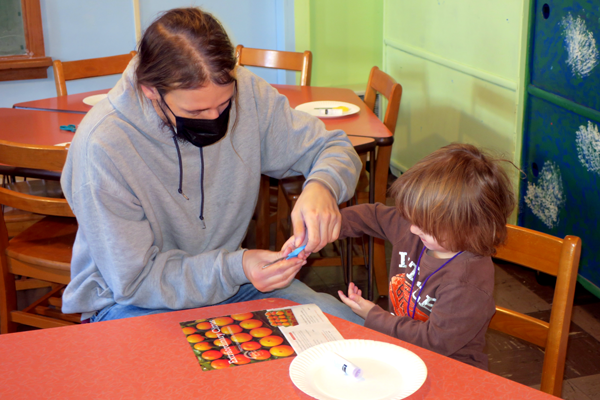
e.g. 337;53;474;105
276;304;344;352
179;304;343;371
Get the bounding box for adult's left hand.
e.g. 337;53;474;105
290;180;341;253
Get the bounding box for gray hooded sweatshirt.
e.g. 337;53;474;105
60;62;361;317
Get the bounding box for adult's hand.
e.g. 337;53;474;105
279;235;311;260
242;249;306;292
290;180;341;253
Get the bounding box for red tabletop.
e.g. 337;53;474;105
0;298;556;399
12;86;393;146
13;89;108;114
273;84;393;146
0;108;83;146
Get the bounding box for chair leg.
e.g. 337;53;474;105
373;239;387;298
0;266;18;334
255;175;271;250
345;238;352;285
367;235;374;301
276;184;290;250
0;206;18;333
372;145;391;298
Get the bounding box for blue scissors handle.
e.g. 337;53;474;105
59;124;77;132
261;245;307;269
286;244;306;260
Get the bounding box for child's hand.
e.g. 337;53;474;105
338;282;375;319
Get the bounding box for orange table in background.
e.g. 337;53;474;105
0;108;82;145
0;298;557;399
12;86;392;146
13;89;108;114
273;84;393;146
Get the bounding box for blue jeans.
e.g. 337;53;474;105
90;279;364;325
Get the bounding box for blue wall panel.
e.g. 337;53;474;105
520;96;600;288
521;0;600;295
531;0;600;110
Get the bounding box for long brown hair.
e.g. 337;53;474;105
389;143;516;256
135;7;236;94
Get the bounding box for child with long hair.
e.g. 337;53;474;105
338;143;516;370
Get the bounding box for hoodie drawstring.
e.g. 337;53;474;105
172;137;206;229
172;137;189;200
199;147;206;229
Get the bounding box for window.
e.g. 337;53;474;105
0;0;52;81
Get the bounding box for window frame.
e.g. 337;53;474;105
0;0;52;82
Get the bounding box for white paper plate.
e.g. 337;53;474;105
295;101;360;118
289;339;427;400
83;94;108;106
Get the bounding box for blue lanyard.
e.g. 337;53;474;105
406;247;463;319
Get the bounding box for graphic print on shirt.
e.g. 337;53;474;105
389;252;430;322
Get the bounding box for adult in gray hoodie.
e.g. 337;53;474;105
60;8;363;324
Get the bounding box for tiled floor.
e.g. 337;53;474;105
292;184;600;400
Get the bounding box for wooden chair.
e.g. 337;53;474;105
489;224;582;397
236;45;313;250
53;51;137;96
0;141;79;333
235;45;312;86
361;66;402;299
3;179;62;238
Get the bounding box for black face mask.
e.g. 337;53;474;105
159;93;231;148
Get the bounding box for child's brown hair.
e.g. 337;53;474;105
389;143;515;256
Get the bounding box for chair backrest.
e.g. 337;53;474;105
0;141;73;218
53;51;137;96
364;66;403;134
490;224;581;396
235;45;312;86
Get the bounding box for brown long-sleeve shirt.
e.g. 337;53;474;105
341;203;495;370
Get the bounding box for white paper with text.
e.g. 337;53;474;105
266;304;344;353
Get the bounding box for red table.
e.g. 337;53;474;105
13;89;108;114
0;108;83;146
0;298;557;399
13;86;392;146
272;84;393;146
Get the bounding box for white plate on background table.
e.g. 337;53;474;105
83;94;108;106
295;101;360;118
289;339;427;400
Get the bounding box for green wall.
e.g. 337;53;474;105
294;0;529;222
383;0;529;223
382;0;528;173
294;0;383;89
